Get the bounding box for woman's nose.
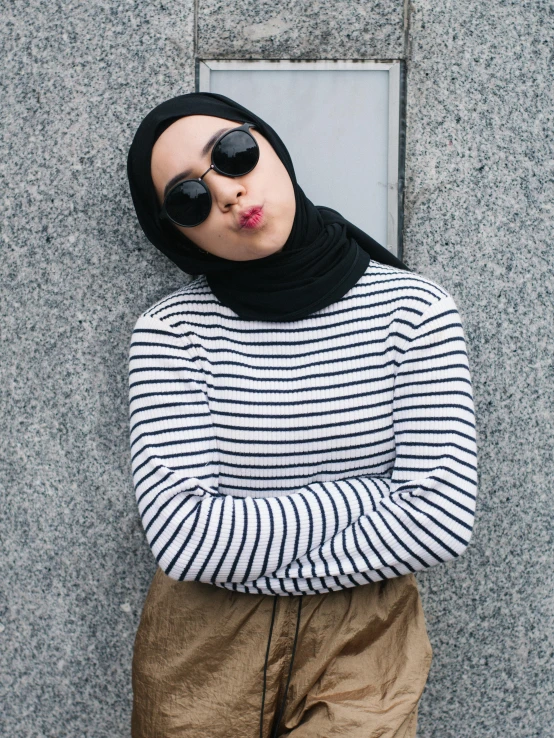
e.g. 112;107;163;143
208;173;246;210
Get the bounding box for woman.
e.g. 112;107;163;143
126;92;478;738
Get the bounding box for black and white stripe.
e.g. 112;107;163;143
129;263;478;596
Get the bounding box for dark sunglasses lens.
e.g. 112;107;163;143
213;130;259;176
164;180;211;227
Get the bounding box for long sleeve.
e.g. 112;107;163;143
129;291;477;595
269;294;478;587
129;314;379;589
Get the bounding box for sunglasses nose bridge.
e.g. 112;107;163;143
199;164;215;181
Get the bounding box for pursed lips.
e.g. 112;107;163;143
239;206;264;229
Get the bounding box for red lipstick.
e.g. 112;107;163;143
239;206;264;229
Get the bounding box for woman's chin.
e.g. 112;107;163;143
243;240;285;260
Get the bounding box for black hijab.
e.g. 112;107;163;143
127;92;409;321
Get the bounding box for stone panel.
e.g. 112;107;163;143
404;2;554;736
198;0;405;60
1;2;195;735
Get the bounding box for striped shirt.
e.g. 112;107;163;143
128;262;478;596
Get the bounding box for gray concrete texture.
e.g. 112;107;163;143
405;3;554;734
1;0;552;736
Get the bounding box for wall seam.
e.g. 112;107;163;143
194;0;200;90
399;0;412;261
403;0;412;61
194;0;199;55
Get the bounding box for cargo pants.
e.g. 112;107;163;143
132;569;433;738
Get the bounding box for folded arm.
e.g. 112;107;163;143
129;296;477;590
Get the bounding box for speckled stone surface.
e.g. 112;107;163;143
198;0;405;60
2;0;553;736
403;2;554;737
1;2;195;736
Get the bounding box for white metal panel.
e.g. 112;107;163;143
199;60;400;255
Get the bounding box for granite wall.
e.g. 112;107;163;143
1;1;552;736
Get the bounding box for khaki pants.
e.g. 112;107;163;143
132;570;432;738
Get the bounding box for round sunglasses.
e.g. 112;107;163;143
160;122;259;228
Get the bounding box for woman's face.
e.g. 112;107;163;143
150;115;296;261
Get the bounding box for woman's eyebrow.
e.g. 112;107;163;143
163;127;232;198
201;127;231;157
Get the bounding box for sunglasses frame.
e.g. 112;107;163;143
160;122;259;228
